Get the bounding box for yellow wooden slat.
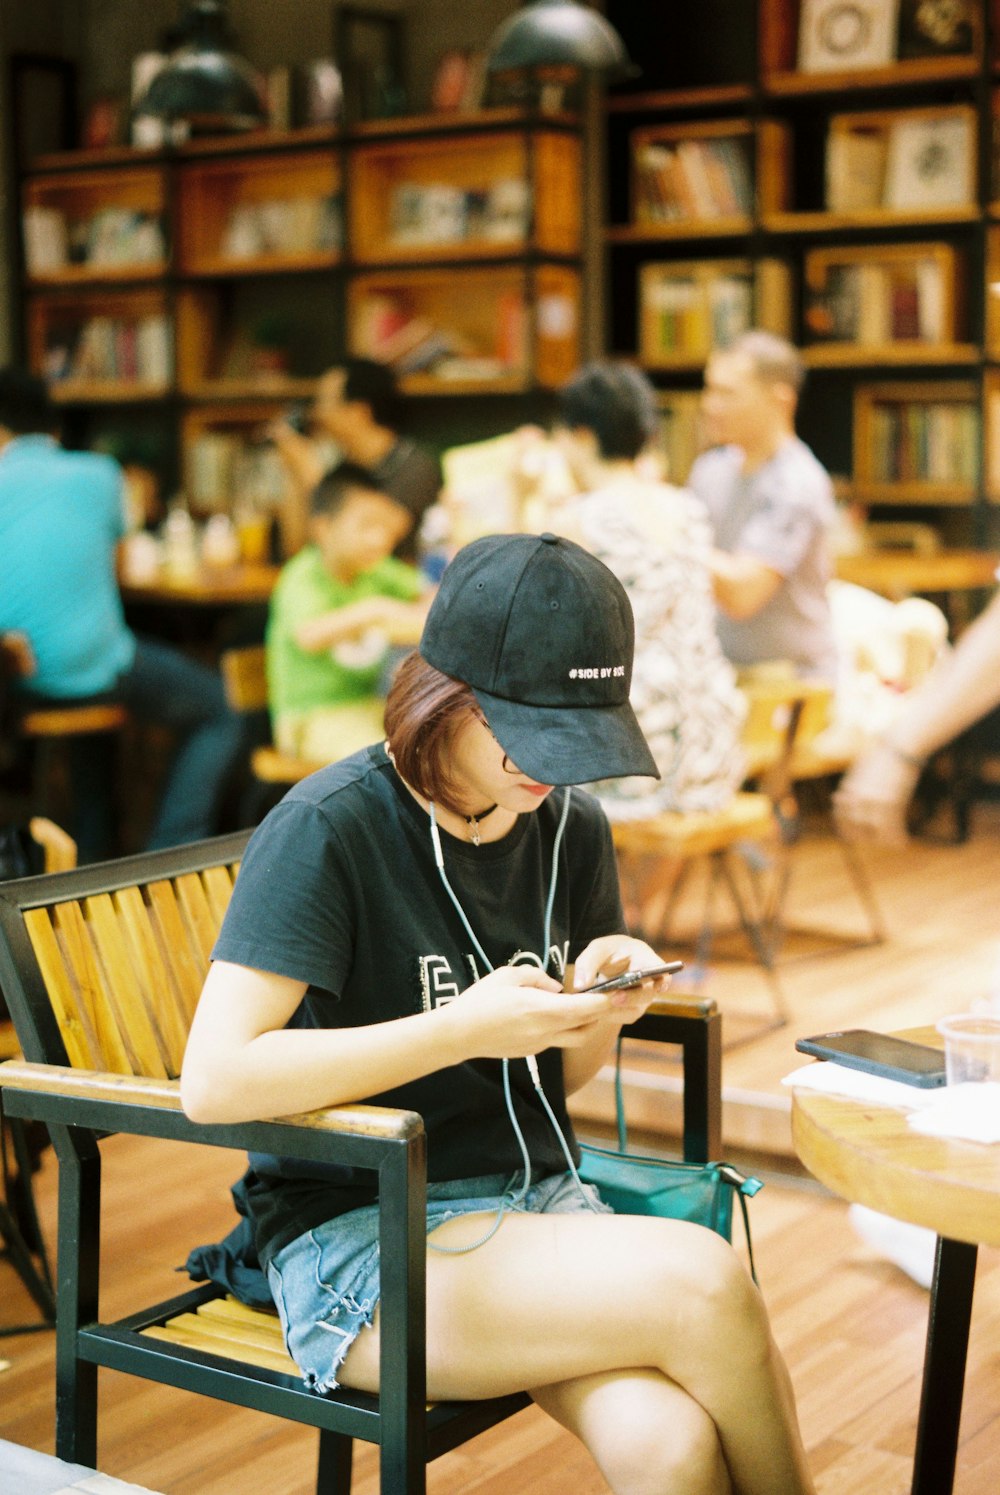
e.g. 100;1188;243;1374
84;893;168;1078
113;885;188;1076
196;1295;282;1329
23;907;101;1070
158;1309;285;1354
146;879;206;1027
170;1305;288;1355
201;864;238;934
52;901;132;1074
175;872;219;969
142;1323;299;1377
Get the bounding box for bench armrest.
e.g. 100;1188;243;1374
0;1059;423;1166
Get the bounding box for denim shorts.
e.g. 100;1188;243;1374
266;1169;611;1394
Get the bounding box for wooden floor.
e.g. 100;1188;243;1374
2;802;1000;1492
574;798;1000;1160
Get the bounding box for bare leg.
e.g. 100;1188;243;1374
340;1211;814;1495
533;1368;733;1495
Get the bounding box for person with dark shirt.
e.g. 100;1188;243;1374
182;532;815;1495
270;356;442;561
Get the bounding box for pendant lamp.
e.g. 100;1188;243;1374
133;0;266;133
485;0;636;80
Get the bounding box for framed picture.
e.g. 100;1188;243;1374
897;0;977;60
884;109;975;210
9;54;78;169
798;0;900;73
334;6;406;122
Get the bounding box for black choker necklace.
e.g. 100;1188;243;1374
464;803;499;847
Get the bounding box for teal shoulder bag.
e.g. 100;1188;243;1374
577;1037;764;1282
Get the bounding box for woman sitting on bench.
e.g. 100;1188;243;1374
181;533;815;1495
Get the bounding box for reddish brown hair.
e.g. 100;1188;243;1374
383;651;479;812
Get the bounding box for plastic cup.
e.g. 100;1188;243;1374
936;1014;1000;1085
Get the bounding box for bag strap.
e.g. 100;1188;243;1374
718;1164;764;1286
613;1036;764;1286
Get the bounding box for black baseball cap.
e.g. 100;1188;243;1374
420;532;658;786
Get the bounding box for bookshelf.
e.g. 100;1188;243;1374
18;109;584;520
605;0;1000;546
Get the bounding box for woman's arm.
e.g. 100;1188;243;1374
835;588;1000;843
181;956;650;1125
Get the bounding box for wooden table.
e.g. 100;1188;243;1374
835;549;1000;602
119;562;280;607
792;1030;1000;1495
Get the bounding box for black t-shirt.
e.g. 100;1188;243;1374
212;744;624;1263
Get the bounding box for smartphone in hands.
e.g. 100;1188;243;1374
795;1029;947;1088
584;961;684;994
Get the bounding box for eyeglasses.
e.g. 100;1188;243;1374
474;713;520;775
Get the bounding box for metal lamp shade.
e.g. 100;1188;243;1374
134;0;266;130
486;0;635;77
136;48;265;128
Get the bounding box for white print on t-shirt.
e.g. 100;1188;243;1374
418;943;569;1013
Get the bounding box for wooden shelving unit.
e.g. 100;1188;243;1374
605;0;1000;544
18;108;584;515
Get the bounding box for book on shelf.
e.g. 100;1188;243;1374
23;206;167;275
43;312;172;386
826;125;889;212
826;109;974;213
187;432;286;512
883;112;974;211
798;0;899;73
642;269;751;357
353;287;525;379
86;209;166;267
987;387;1000;492
221;193;342;259
656;393;705;485
635;136;752;225
868;399;979;483
806;250;952;345
388;178;531;248
23;206;69;274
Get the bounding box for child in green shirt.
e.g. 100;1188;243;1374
266;461;431;763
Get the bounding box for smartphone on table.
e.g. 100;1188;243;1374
585;961;684;994
795;1029;947;1088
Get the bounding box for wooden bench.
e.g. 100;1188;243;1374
0;832;722;1493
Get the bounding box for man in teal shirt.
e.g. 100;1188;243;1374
0;368;245;860
267;461;431;761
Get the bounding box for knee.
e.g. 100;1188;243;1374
665;1228;769;1354
600;1396;725;1495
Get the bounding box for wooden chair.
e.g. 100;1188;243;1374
739;673;886;958
611;791;788;1040
219;645;325;787
0;633;129;835
0;832;722;1493
0;816;77;1335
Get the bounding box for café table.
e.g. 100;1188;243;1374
118;561;280;608
791;1029;1000;1495
834;549;1000;605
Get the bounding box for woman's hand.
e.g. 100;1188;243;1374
442;964;642;1062
572;934;676;1022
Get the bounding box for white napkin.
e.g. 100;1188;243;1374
783;1063;1000;1143
906;1082;1000;1144
782;1060;936;1110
